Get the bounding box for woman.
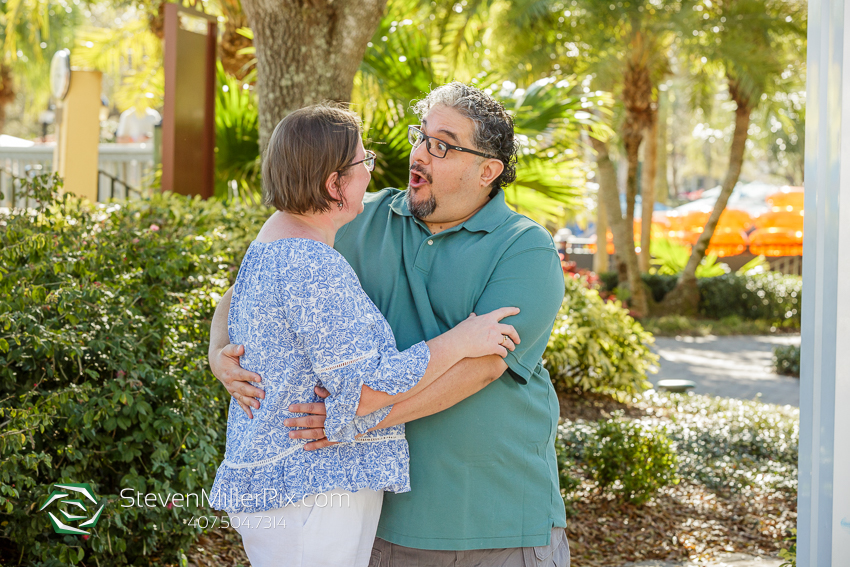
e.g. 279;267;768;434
208;103;520;567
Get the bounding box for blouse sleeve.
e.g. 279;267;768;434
280;248;430;442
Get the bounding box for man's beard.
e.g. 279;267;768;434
406;189;437;219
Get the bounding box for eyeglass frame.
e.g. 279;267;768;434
408;126;501;161
339;149;377;173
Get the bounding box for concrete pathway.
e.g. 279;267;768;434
618;554;783;567
649;335;801;407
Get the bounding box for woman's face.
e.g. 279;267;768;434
339;141;371;218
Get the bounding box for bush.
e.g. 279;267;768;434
774;345;801;377
558;417;678;505
544;275;657;395
0;175;267;565
698;272;802;324
641;392;799;492
599;271;802;326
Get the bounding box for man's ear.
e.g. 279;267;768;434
325;171;342;202
480;159;504;189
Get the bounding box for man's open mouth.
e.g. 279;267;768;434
409;170;430;188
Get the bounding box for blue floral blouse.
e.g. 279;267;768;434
208;238;430;515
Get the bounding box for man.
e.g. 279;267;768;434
209;83;570;566
116;106;161;143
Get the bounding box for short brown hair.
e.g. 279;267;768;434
262;103;362;214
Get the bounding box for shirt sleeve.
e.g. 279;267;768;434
472;242;565;385
281;250;430;442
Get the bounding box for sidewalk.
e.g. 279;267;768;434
649;335;800;407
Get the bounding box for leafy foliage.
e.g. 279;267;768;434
214;61;261;201
559;417;679;505
697;272;802;324
773;345;801;377
599;268;802;326
650;238;728;278
0;174;267;565
544;275;657;395
640;392;799;493
353;2;609;225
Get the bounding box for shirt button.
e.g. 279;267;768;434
428;240;434;245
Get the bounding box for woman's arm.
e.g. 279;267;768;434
353;309;520;416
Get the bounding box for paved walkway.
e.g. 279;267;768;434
650;335;801;407
619;553;783;567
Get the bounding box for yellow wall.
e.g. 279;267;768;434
53;70;102;202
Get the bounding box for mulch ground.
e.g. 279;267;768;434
566;481;794;566
183;391;795;567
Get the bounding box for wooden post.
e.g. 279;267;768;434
161;4;217;198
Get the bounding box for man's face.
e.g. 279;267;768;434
407;105;495;224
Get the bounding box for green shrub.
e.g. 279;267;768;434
642;392;799;492
774;345;801;377
600;271;802;326
779;529;797;567
0;175;267;565
698;272;802;324
560;417;678;505
544;276;657;395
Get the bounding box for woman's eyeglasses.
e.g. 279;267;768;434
341;150;377;172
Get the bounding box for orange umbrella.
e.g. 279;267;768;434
766;187;804;212
753;209;804;231
706;227;750;257
749;227;804;257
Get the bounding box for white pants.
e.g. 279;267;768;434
229;488;383;567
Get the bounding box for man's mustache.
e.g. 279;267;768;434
409;164;433;184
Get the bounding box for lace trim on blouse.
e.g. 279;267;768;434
313;348;378;374
221;433;405;470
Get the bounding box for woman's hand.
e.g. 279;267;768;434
454;307;520;359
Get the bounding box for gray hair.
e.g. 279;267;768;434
412;82;518;195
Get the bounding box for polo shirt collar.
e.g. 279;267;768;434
389;189;512;234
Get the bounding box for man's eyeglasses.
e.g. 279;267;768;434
341;150;377;172
407;126;500;161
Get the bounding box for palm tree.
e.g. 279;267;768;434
354;3;609;224
489;0;692;316
656;0;807;315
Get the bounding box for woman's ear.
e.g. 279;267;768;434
479;159;504;189
325;171;342;202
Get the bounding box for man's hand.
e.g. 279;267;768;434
210;343;265;419
285;386;336;451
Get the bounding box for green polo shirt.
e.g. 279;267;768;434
334;188;567;550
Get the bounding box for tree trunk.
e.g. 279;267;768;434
639;107;658;272
241;0;388;152
656;81;752;316
594;196;609;273
590;136;649;317
0;63;14;133
656;88;669;205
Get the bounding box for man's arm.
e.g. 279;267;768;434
286;355;506;450
208;286;265;418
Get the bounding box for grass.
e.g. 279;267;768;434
641;315;801;337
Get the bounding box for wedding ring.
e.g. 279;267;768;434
502;335;510;345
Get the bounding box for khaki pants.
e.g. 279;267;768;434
369;527;570;567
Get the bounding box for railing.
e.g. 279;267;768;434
0;144;155;207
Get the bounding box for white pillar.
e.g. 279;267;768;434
799;0;850;564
